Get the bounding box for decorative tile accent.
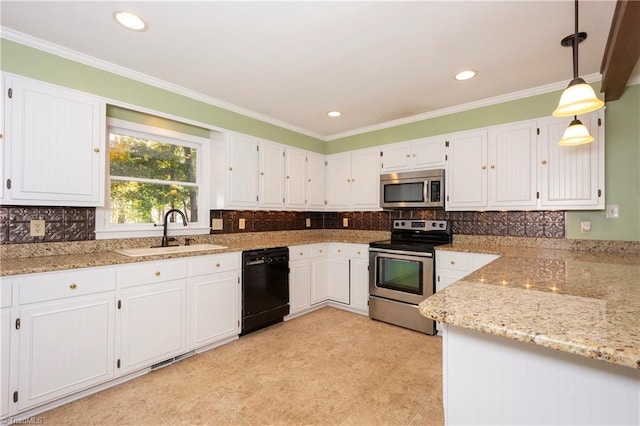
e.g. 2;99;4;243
2;206;96;244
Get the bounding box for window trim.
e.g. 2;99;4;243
95;118;211;240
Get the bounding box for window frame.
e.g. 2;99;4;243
95;118;211;240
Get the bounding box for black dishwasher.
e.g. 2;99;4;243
241;247;290;335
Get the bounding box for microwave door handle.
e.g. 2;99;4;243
424;180;429;203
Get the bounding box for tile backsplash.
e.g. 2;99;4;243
0;206;565;245
0;206;96;244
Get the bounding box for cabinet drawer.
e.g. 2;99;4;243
329;244;350;258
117;259;187;288
1;279;12;308
348;244;368;259
437;252;470;272
311;244;328;258
289;245;310;260
18;267;116;305
188;252;240;277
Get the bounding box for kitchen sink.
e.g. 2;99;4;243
113;244;228;257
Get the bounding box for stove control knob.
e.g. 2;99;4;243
401;221;405;226
431;222;437;227
439;223;445;228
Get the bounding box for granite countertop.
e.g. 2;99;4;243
0;229;389;277
419;242;640;369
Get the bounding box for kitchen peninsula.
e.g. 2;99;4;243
419;242;640;425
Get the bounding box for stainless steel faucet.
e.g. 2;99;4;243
161;209;188;247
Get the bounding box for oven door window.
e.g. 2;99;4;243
376;257;423;294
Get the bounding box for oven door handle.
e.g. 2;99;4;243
369;248;433;258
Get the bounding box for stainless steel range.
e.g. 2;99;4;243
369;219;452;335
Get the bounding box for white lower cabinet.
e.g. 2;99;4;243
435;250;499;334
117;280;187;374
292;243;369;316
1;304;13;419
188;253;241;349
12;267;116;412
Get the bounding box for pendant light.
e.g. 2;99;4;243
552;0;604;118
558;116;594;146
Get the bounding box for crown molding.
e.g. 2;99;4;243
0;27;325;141
325;73;603;141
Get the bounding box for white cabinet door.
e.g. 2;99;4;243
412;137;446;169
118;280;186;374
306;152;325;210
327;257;349;304
380;143;411;173
325;153;351;209
488;121;537;208
190;271;239;349
1;308;11;418
227;134;259;208
310;257;329;305
349;258;369;313
289;260;311;315
538;112;604;209
285;147;307;209
446;130;488;210
258;140;285;209
0;77;6;202
17;294;115;410
351;148;381;209
6;76;106;206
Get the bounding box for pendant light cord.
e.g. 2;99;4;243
573;0;579;79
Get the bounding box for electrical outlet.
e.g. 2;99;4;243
305;218;311;228
239;218;246;230
211;218;223;230
580;221;591;234
342;218;349;227
30;220;45;237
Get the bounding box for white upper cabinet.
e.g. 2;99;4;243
3;75;106;206
284;146;307;209
380;136;446;173
488;120;538;208
258;140;285;209
223;134;259;208
325;148;380;211
445;113;603;211
446;130;489;209
538;111;604;209
306;152;325;210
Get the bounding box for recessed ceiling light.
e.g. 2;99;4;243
327;111;342;117
454;70;477;81
114;11;148;32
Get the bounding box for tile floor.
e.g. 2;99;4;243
37;307;444;425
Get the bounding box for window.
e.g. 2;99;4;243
96;118;210;239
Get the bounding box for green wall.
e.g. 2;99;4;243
2;38;638;241
0;38;325;153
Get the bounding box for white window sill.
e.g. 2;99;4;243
95;226;211;240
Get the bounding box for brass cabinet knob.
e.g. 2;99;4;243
260;172;264;175
286;176;290;179
155;271;161;276
216;263;220;267
319;249;323;253
406;154;411;158
93;148;100;153
482;165;487;170
308;179;311;182
490;165;495;169
0;133;3;138
357;251;361;255
69;283;77;289
450;260;455;265
541;160;547;165
338;249;341;253
299;252;303;256
229;167;233;171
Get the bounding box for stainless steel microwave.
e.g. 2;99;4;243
380;169;445;209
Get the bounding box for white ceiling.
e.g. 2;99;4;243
0;1;622;140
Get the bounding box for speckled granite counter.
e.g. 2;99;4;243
0;230;389;277
419;242;640;369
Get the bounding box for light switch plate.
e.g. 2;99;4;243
580;221;591;233
605;204;619;219
239;218;246;230
342;218;349;227
211;218;223;230
305;218;311;228
30;220;45;237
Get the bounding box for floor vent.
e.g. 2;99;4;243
150;351;195;371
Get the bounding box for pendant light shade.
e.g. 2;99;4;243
558;117;594;146
553;77;605;117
